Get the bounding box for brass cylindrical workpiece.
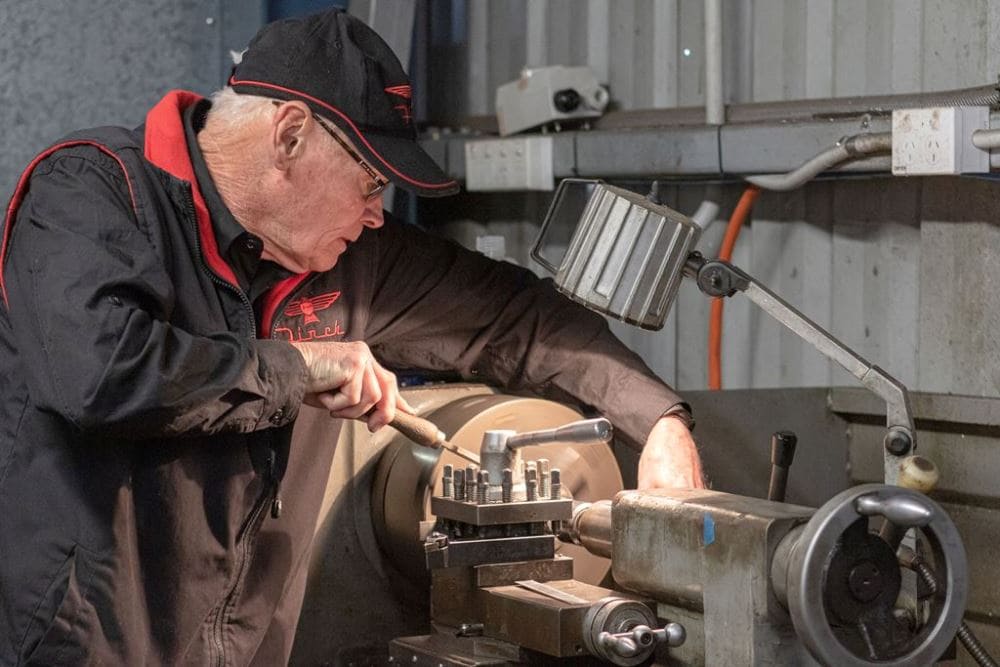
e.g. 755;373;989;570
560;500;612;559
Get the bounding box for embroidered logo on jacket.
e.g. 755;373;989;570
284;291;340;324
385;85;413;125
274;290;346;341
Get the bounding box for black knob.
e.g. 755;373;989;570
771;431;797;468
553;88;581;113
768;431;797;503
884;429;912;456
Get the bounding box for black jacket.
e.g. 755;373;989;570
0;91;685;665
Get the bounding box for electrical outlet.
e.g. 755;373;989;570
464;136;554;191
891;106;990;175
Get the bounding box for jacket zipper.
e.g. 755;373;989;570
259;273;322;525
212;488;271;667
183;190;271;667
183;190;256;338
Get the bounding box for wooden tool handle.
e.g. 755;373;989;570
389;411;445;448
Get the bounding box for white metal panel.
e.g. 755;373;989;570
454;0;1000;115
747;217;790;388
585;0;612;83
865;1;894;96
751;0;787;103
544;0;575;65
890;1;923;93
832;0;869;97
918;178;1000;397
635;0;680;109
676;0;704;107
487;1;525;98
922;0;991;91
747;190;838;388
990;2;1000;89
797;185;837;387
608;0;638;108
467;1;491;115
831;180;922;389
805;0;835;99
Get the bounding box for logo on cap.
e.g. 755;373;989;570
385;85;413;125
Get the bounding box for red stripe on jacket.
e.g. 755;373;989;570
1;141;138;307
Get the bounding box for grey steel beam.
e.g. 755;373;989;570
420;111;1000;182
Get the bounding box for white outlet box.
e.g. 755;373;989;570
464;136;554;191
891;106;989;176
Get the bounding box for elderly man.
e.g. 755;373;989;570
0;9;701;666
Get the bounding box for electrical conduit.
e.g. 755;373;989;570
708;186;760;389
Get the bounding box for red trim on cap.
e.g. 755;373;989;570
259;272;312;337
1;141;138;308
143;91;241;289
229;76;458;190
384;85;412;99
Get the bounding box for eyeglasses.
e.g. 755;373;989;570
313;115;388;201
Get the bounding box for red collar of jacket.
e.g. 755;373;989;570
144;91;312;336
145;90;240;288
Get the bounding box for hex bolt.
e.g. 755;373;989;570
454;469;465;501
550;469;561;500
884;428;912;456
442;464;453;498
539;458;550;499
502;468;513;503
477;470;489;504
525;460;536;482
465;465;478;502
526;468;538;501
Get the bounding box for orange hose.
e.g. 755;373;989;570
708;186;760;390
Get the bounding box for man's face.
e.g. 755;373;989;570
262;113;387;273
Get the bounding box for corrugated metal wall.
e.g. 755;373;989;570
426;0;1000;116
427;0;1000;398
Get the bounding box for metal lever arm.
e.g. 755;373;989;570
856;493;934;528
684;252;916;485
505;417;613;450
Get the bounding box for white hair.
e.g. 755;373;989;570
206;87;276;129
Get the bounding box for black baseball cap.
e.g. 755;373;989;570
230;9;459;198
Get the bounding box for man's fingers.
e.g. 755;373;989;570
328;362;381;419
322;376;360;413
367;365;399;431
293;341;405;430
397;394;416;415
312;391;340;412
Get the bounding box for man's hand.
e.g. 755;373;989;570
637;414;705;490
290;340;411;431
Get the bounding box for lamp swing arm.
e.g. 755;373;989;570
684;252;916;484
